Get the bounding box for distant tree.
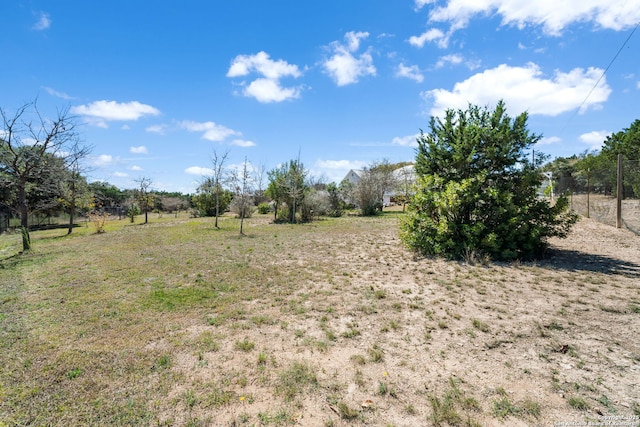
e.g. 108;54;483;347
266;164;287;220
266;158;308;223
326;182;344;217
401;101;578;261
61;141;92;234
192;177;232;217
210;150;230;228
1;101;85;251
395;165;415;212
229;157;254;235
600;119;640;197
135;177;154;224
353;160;397;216
253;162;268;205
89;181;126;208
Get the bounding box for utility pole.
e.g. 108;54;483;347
616;153;622;228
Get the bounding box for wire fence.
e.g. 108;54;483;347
554;156;640;235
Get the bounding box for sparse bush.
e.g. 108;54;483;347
257;202;271;214
229;196;256;218
87;211;109;233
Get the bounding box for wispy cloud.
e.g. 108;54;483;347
32;11;51;30
392;134;420;147
185;166;214;176
395;63;424;83
92;154;117;166
42;86;73;100
130;146;148;154
408;28;450;49
178;120;238;142
146;124;168;134
322;31;376;86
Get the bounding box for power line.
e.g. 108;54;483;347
562;21;640;132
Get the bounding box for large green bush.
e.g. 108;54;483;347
400;101;578;261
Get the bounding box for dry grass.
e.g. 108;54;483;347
0;212;639;426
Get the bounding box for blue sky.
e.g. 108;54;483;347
3;1;640;193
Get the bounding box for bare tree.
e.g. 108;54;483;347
135;177;153;224
229;157;254;235
210;149;229;228
64;140;92;234
1;101;83;251
253;162;268;205
353;160;397;216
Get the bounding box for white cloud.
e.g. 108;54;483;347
422;1;640;37
408;28;449;48
423;63;611;118
322;31;376;86
314;159;368;184
579;130;609;150
229;139;256;147
435;54;464;69
130;146;148;154
537;136;562;145
415;0;437;9
130;165;143;171
227;51;302;103
71;100;160;127
146;124;168;134
32;12;51;30
392;134;421;147
315;159;367;170
243;78;300;103
637;81;640;90
93;154;115;166
185;166;214;176
113;172;128;178
227;51;301;79
42;86;72;100
178;120;238;142
396;64;424;83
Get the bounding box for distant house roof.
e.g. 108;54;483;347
392;164;415;180
343;169;364;185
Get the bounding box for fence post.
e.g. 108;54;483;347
616;153;622;228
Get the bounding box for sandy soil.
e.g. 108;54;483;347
159;217;640;426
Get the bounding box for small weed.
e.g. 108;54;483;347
471;319;490;333
183;389;198;409
257;352;268;366
67;368;82;380
234;338;255;352
350;354;366;365
378;381;388;395
155;354;171;370
337;402;359;419
368;345;384;363
341;328;361;338
568;396;589;411
276;361;318;401
493;397;518;418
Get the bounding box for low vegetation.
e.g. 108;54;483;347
0;211;639;426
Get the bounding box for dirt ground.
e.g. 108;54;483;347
153;216;639;426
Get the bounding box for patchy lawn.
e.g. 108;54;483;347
0;213;639;426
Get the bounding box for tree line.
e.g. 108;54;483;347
1;101;410;250
542;119;640;198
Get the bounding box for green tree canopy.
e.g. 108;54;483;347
400;101;578;261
